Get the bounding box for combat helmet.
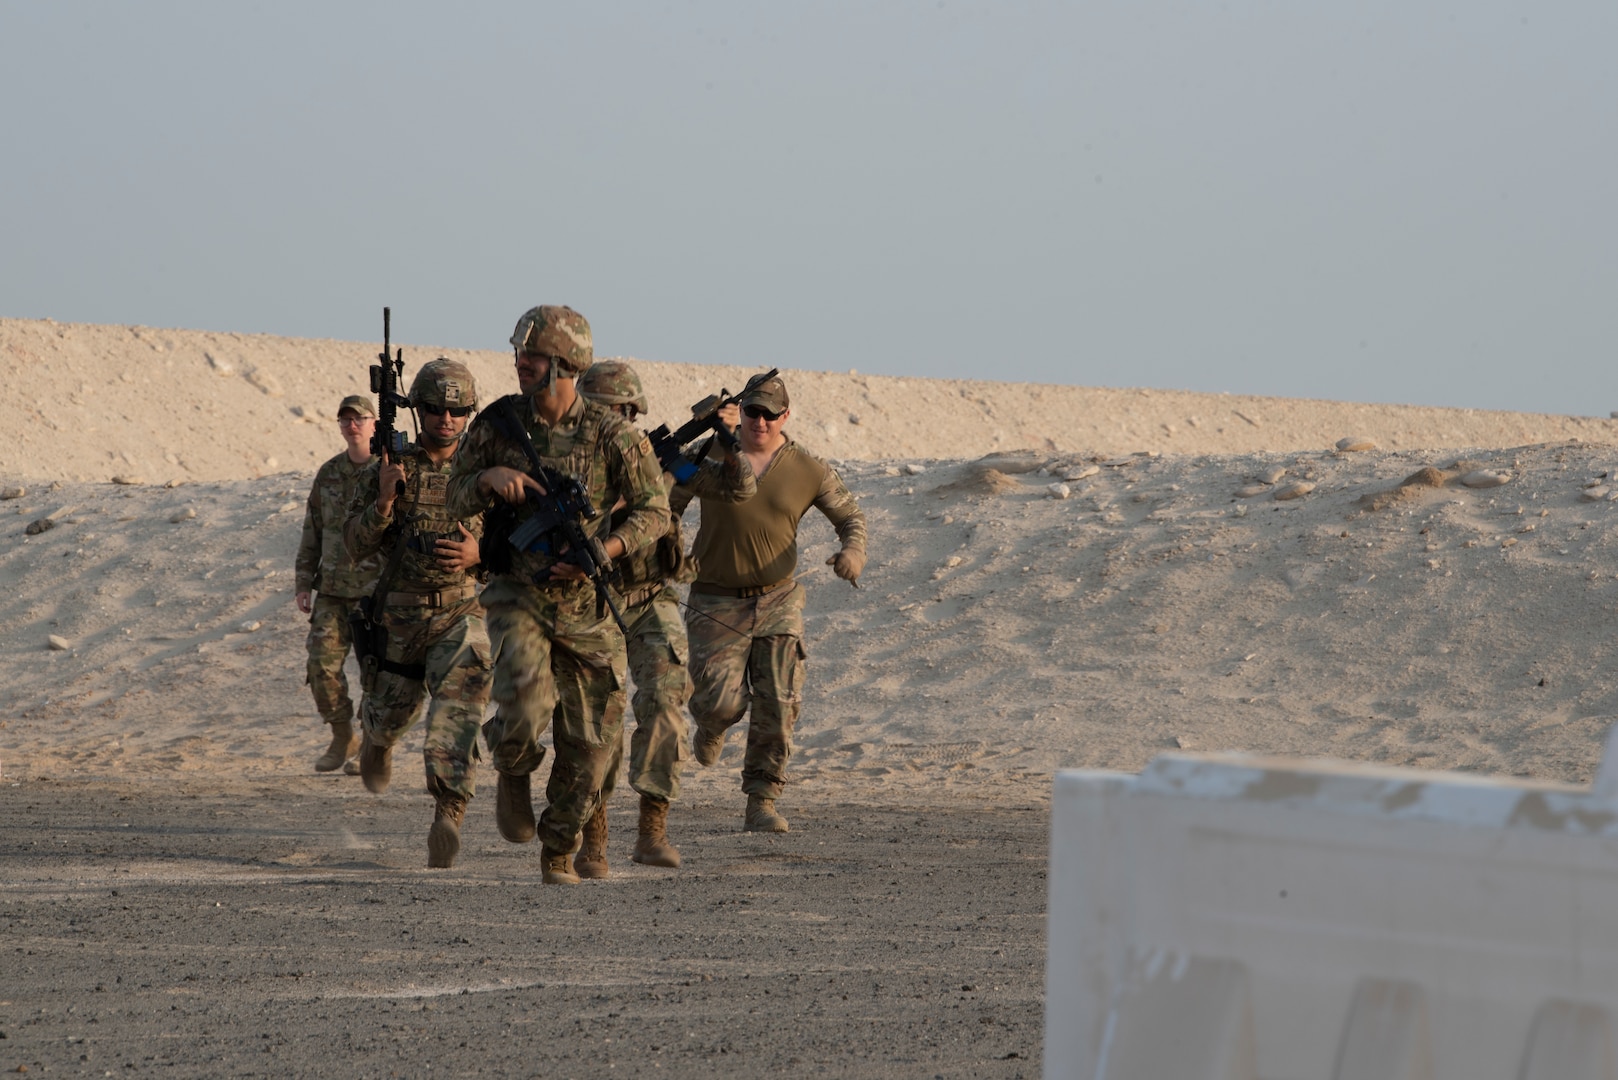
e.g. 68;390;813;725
409;358;478;410
578;360;648;416
510;305;593;374
409;358;478;448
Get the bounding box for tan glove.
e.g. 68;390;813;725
826;548;865;586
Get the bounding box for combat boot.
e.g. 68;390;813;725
427;793;467;869
541;845;581;885
632;794;681;867
358;732;392;794
314;721;358;773
495;771;536;844
744;794;789;834
692;726;725;767
574;803;609;879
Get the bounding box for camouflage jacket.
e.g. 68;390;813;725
615;437;757;594
677;435;866;590
345;443;485;595
295;451;382;598
445;392;669;606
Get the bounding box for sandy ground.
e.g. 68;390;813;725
0;785;1044;1078
8;317;1618;1074
9;443;1618;794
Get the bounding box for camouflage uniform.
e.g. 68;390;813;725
445;311;669;858
679;432;866;803
343;340;488;809
296;446;381;727
346;419;491;804
600;442;756;804
578;358;759;808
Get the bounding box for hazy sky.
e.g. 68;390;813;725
4;2;1615;415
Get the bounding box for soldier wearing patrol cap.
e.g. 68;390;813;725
445;306;671;885
679;372;867;834
573;360;756;877
345;358;491;869
294;394;383;774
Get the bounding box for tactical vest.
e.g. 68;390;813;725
612;503;685;592
390;446;481;592
484;394;616;584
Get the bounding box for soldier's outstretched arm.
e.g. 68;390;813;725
814;463;867;586
814;464;867;553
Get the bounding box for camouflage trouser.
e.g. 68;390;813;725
305;594;362;726
358;597;492;801
684;580;806;799
482;581;626;854
601;585;692;804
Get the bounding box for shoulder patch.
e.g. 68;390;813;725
635;434;654;459
596;408;641;450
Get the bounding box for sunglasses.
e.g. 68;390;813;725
418;403;474;418
743;404;783;421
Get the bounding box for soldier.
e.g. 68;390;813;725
345;359;491;869
445;306;669;885
573;361;755;878
680;373;867;833
294;394;383;773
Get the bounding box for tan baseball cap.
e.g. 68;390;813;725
336;394;376;418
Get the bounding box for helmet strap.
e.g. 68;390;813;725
418;428;460;449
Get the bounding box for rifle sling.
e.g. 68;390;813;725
353;493;418;676
355;531;437;683
365;518;414;624
378;658;428;681
487;395;556;479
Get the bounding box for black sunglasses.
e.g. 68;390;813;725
743;404;782;421
418;403;474;418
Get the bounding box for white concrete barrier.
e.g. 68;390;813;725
1043;752;1618;1079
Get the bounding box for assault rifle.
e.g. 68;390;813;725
370;307;411;491
484;397;628;633
647;367;778;483
349;306;417;688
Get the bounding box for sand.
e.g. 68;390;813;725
7;315;1618;484
6;317;1616;793
5;316;1618;1074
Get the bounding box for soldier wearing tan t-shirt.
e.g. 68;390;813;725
678;374;866;833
